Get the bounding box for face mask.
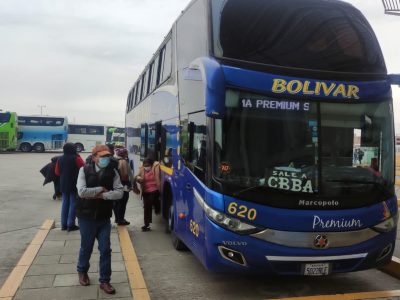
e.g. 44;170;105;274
144;166;151;172
98;157;110;169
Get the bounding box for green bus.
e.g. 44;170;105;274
0;112;17;151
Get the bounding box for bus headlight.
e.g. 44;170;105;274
373;214;398;233
204;202;263;235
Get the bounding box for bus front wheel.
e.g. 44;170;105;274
168;206;187;251
75;143;84;152
33;143;45;153
20;143;32;152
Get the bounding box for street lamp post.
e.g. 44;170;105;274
37;105;46;115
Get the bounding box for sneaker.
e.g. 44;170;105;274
61;226;67;231
141;225;151;232
67;225;79;232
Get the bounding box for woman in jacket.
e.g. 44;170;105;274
135;157;160;231
55;143;85;231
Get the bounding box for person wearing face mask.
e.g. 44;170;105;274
55;143;85;231
75;144;123;295
135;157;161;231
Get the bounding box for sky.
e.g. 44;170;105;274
0;0;399;129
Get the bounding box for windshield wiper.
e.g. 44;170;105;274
233;185;268;197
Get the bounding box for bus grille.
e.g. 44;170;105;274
0;132;9;148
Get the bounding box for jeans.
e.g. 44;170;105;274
113;191;129;222
61;192;76;228
77;218;112;283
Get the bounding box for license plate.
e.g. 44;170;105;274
303;263;330;276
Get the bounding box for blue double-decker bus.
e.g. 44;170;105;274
17;115;68;152
126;0;400;275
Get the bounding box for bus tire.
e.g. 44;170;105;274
33;143;45;153
75;143;84;152
169;206;187;251
20;143;32;152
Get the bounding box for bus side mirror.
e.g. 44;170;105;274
389;74;400;86
189;57;225;119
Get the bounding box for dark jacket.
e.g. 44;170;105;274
39;156;61;186
76;163;115;220
57;154;81;193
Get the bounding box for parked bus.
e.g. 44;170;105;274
126;0;399;275
0;111;18;151
107;127;125;146
67;124;107;152
17;115;68;152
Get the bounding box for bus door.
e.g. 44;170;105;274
148;121;162;161
180;112;207;258
140;124;148;160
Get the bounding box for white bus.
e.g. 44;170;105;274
67;124;107;152
17;115;68;152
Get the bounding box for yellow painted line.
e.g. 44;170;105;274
17;244;41;266
380;256;400;279
118;226;151;300
0;266;29;298
41;219;55;230
0;219;55;298
267;290;400;300
160;165;173;176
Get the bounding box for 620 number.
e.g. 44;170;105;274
227;202;257;221
190;219;200;237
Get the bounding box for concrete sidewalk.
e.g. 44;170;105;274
13;225;132;300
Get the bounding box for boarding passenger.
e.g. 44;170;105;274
113;147;133;225
76;144;123;294
55;143;85;231
135;157;161;232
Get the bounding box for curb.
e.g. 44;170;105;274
0;219;55;299
118;226;151;300
267;290;400;300
380;256;400;279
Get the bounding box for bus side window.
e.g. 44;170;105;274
160;126;173;168
180;119;190;163
182;112;207;183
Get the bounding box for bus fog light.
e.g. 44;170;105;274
218;246;247;266
377;244;393;261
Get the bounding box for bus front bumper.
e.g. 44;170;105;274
203;218;396;274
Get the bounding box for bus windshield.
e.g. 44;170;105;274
213;90;394;209
0;113;11;124
211;0;386;73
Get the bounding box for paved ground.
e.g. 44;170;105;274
14;226;132;300
0;152;62;287
1;152;400;300
131;213;400;300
